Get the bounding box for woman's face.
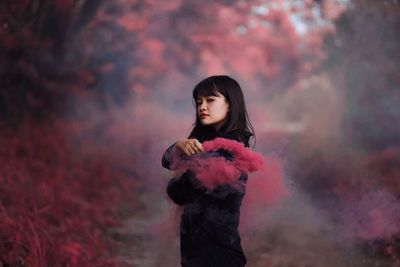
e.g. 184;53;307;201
196;91;229;130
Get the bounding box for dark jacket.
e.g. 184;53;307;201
161;130;249;267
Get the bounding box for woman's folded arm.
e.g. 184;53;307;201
162;142;190;170
167;170;206;205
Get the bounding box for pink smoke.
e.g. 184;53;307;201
169;137;290;210
338;188;400;241
171;138;265;190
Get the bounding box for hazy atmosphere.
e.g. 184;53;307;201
0;0;399;266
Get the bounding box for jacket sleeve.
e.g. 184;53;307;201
161;142;190;170
167;169;206;205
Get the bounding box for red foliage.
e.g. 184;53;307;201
0;122;138;266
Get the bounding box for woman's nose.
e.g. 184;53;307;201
199;101;207;110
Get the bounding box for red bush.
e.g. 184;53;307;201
0;121;138;266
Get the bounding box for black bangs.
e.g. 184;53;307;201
192;80;220;100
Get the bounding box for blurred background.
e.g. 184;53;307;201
0;0;399;266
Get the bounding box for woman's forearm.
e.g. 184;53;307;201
161;142;182;170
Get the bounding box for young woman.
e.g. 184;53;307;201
161;75;255;267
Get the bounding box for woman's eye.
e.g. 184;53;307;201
196;98;214;105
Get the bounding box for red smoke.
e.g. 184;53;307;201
171;138;265;190
239;154;291;235
169;137;290;208
202;138;266;173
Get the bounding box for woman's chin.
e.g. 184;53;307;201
200;120;211;125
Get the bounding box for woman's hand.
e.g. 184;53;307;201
175;139;204;156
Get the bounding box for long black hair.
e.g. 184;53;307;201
187;75;256;148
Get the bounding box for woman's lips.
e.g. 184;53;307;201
200;114;209;118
